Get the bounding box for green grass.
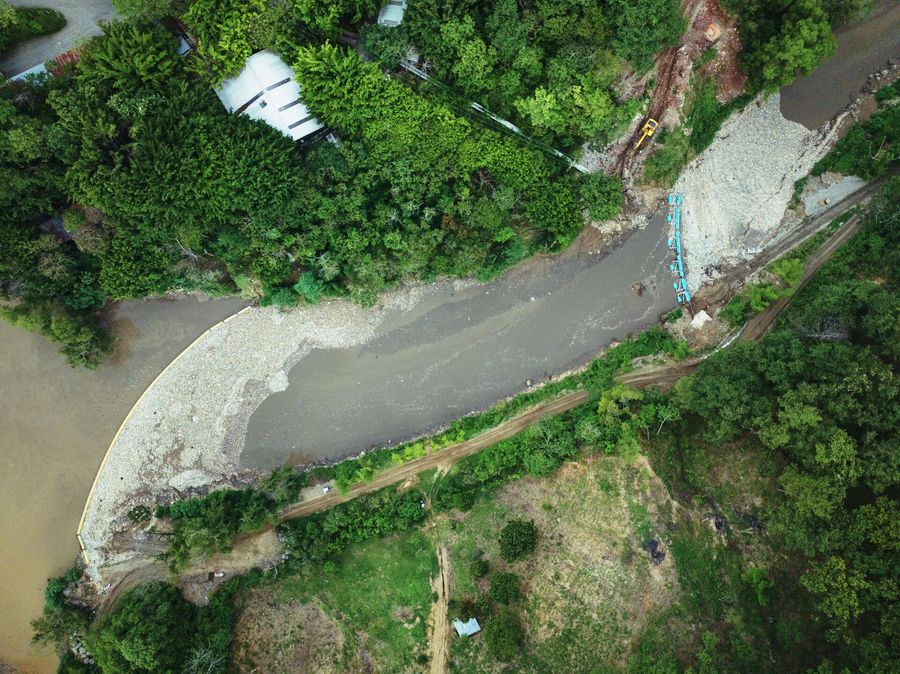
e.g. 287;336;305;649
271;530;436;673
812;101;898;180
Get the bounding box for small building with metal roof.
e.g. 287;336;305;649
377;0;408;26
453;617;481;637
214;50;323;141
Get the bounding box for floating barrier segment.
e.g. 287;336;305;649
666;193;691;305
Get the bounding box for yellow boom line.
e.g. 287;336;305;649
75;305;253;566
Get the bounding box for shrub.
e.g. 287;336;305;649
293;272;325;304
470;557;489;579
489;571;520;604
643;127;690;187
499;519;539;562
483;607;525;662
43;567;81;612
578;172;623;222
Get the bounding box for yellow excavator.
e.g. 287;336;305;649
635;118;658;148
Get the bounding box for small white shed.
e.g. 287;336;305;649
214;50;323;141
453;617;481;637
377;0;408;27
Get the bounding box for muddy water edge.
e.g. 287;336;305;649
0;297;245;673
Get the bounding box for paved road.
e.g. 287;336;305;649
0;0;115;76
780;0;900;130
243;213;675;469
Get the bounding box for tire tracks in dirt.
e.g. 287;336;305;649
428;546;451;674
99;391;590;615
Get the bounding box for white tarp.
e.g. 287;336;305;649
215;50;323;141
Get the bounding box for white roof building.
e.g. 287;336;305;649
452;617;481;637
214;50;323;141
377;0;408;27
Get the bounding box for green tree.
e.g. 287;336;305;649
182;0;274;83
578;172;623;221
489;571;520;604
801;556;869;637
78;21;181;91
360;24;410;69
86;583;196;672
499;519;538;561
607;0;685;72
731;0;836;92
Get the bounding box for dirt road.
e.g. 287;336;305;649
619;204;869;390
99;390;589;615
738;213;863;342
428;546;451;674
276;390;590;522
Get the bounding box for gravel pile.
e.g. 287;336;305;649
675;93;838;290
80;281;470;578
802;173;866;217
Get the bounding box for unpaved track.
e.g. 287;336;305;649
428;546;451;674
98;191;869;614
619;205;869;390
738;213;862;342
276;390;590;523
100;391;589;615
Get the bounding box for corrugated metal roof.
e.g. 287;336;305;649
377;0;407;26
214;50;323;141
453;617;481;637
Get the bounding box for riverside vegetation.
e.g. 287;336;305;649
1;0;849;368
35;179;898;672
1;0;661;368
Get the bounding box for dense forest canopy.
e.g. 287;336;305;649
2;1;634;366
1;0;853;367
398;0;683;148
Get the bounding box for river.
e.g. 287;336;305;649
1;5;893;671
0;298;245;673
243;215;672;468
780;0;900;129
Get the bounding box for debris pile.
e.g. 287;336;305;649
642;539;666;565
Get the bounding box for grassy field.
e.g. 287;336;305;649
231;530;436;673
228;445;787;673
433;456;683;673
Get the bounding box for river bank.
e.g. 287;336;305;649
0;297;244;673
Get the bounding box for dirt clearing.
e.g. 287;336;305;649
428;547;450;674
436;455;683;672
231;589;352;674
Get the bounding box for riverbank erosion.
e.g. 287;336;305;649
79;209;679;584
78;283;459;579
677;93;839;290
677;54;897;293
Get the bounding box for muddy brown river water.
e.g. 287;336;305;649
0;298;245;672
1;5;893;670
